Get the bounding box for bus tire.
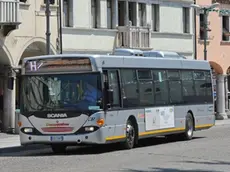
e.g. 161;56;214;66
182;113;194;140
123;119;136;149
51;144;67;154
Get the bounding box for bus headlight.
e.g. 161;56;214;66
24;128;33;133
85;127;94;131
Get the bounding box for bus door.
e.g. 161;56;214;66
103;70;121;137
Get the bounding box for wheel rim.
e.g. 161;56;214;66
126;123;135;146
187;117;193;137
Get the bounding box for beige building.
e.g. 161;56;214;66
62;0;195;59
0;0;59;132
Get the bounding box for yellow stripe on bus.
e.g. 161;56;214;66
195;124;214;129
139;127;185;136
105;135;126;141
105;124;214;141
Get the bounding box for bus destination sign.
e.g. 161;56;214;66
25;58;92;72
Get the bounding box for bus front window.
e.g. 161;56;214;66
21;73;102;112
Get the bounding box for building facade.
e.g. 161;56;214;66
195;0;230;119
0;0;59;131
61;0;195;59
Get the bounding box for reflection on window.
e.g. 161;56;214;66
22;74;102;112
205;71;212;96
138;70;152;80
121;69;139;107
182;71;195;96
168;70;182;103
152;70;168;105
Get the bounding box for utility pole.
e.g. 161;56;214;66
191;3;219;61
45;0;51;55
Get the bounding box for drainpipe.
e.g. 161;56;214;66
58;0;63;54
193;0;197;60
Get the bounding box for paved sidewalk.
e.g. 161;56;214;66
0;133;20;150
215;119;230;126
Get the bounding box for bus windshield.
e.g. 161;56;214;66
21;73;102;112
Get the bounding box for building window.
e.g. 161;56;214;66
151;4;159;32
20;0;27;3
118;1;125;26
43;0;56;5
63;0;70;27
199;13;205;40
91;0;100;28
107;0;112;29
139;3;146;26
183;7;190;33
129;2;137;26
222;15;230;41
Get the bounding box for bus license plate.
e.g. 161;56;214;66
50;136;64;141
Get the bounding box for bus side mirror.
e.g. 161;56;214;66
7;77;14;90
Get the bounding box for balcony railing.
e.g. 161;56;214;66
117;24;151;49
0;0;20;25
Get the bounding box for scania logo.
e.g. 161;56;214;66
47;113;67;118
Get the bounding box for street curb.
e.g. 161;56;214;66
0;145;50;154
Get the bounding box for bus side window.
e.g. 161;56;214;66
181;70;196;104
152;70;169;105
167;70;183;104
120;69;139;108
204;71;213;103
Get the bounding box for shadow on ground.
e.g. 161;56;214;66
0;136;205;157
179;160;230;166
121;167;223;172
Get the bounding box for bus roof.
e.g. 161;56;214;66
22;54;210;71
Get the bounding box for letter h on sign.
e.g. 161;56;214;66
30;61;37;71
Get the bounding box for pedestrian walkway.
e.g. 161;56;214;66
0;133;20;150
215;119;230;126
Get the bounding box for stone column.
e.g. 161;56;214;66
225;76;230;118
216;74;228;120
3;68;16;133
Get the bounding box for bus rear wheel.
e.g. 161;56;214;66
123;119;136;149
51;144;67;154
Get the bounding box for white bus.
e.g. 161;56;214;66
18;53;215;153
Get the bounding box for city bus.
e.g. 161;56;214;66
18;53;215;153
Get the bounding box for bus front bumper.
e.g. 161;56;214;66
19;128;106;146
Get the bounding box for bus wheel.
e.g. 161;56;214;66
183;113;194;140
123;119;136;149
51;144;67;154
